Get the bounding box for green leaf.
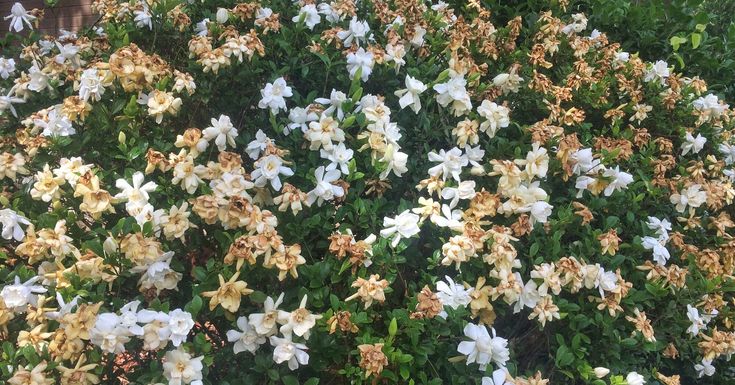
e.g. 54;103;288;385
185;295;203;317
304;379;319;385
282;375;299;385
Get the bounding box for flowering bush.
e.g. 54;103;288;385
1;1;734;384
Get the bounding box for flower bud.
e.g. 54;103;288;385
216;8;229;24
118;131;126;144
594;367;610;378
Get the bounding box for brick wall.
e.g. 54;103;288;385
1;0;99;36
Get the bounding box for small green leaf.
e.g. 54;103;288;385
691;33;702;49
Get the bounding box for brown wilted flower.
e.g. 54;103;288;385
358;343;388;378
327;311;358;334
345;274;389;309
411;285;443;320
625;308;656;342
598;229;620;256
572;202;593;225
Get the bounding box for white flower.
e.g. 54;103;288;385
172;155;206;194
90;313;132;354
227;316;266;354
615;51;630;63
513;275;540;314
36;106;75;137
625;371;645;385
0;276;46;310
0;57;16;79
457;323;510;371
693;94;728;121
168;309;195;347
441;180;476;208
45;293;79;320
516;142;549;179
133;252;182;294
258;77;293;114
669;184;707;213
5;2;36;32
305;166;344;206
194;18;209;36
602;166;633;196
641;236;670;265
138;310;171;350
78;68;105;102
523;200;553;225
286;107;318;134
379;144;409;179
27;64;49;92
115;171;157;213
433;74;472;116
431;204;464;231
270;334;310;370
385;43;406;72
482;368;510;385
646;216;672;239
317;2;341;23
0;208;30;241
428;147;468;181
436;276;472;312
119;300;144;336
251;154;294;191
681;132;707;156
133;3;153;30
394;75;427;113
306;115;345;151
293;4;320;29
410;25;427;47
695;359;716;378
315;89;348;120
277;295;322;338
249;293;284;336
346;47;374;82
561;13;587;34
0;88;25;117
493;71;524;94
687;304;706;336
203;115;238;151
380;210;421;247
644;60;670;85
719;143;735;165
162;347;204;385
477;101;510;138
336;17;370;47
321;142;354;174
54;42;81;69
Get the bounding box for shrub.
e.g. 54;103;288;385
0;1;734;385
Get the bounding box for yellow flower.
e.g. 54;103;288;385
202;272;253;312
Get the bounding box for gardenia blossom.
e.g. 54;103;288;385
428;147;468;181
5;2;36;32
249;293;285;336
251;155;294;191
1;276;46;310
433;74;472;116
643;60;669;85
602;166;633;196
293;4;320;30
0;88;25;117
482;368;510;385
203;114;238;151
35;106;75;137
315;89;348;120
680;132;707;156
270;334;310;370
0;208;30;241
337;17;370;47
78;68;105;102
89;313;132;354
625;371;645;385
346;48;374;82
394;75;427;113
305;166;344;206
457;322;510;371
286;107;318;134
686;304;708;336
162;347;204;385
436;276;473;314
321;142;354;175
277;295;322;338
380;210;421;247
227;316;266;354
258;77;293;114
641;236;670;265
115;171;157;214
669;184;707;213
0;57;15;79
477;101;510;137
167;309;195;347
694;359;715;378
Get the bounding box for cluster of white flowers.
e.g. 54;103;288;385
226;294;319;370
